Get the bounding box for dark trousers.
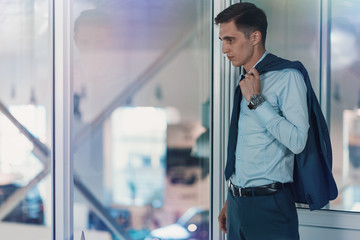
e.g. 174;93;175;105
227;186;300;240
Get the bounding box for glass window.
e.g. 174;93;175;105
248;0;321;95
0;0;52;239
71;1;211;239
329;0;360;212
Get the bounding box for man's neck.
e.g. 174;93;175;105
243;48;266;73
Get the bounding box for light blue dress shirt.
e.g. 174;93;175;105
230;52;310;188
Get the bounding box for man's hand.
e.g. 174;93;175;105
239;68;261;102
218;200;227;234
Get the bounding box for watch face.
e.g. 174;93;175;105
248;95;265;110
248;101;255;109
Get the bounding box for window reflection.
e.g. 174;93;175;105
72;1;211;239
330;0;360;212
111;107;166;206
249;0;321;95
0;105;45;184
0;1;52;238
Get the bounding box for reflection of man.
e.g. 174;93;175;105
73;9;114;122
72;9;118;202
73;9;127;123
216;3;310;239
74;9;113;73
75;11;113;51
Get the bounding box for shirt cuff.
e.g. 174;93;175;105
253;100;278;127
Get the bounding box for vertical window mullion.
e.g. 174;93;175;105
53;0;73;239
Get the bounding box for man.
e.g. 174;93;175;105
216;3;310;239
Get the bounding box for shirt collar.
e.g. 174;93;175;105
238;51;268;84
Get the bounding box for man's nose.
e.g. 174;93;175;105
222;43;228;54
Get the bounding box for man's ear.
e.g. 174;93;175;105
251;31;262;46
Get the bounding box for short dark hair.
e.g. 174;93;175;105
215;3;268;46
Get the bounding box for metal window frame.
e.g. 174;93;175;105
53;1;219;239
211;1;239;239
53;0;73;239
50;0;231;239
320;0;332;127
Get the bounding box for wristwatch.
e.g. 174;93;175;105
248;94;265;110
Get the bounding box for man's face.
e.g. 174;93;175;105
75;25;112;54
219;21;254;67
74;24;114;73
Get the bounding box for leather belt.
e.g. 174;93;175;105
229;181;287;197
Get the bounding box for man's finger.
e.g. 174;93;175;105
220;222;227;233
249;67;260;78
244;73;252;79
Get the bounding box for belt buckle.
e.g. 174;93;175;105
229;182;235;196
230;181;242;197
238;187;242;197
